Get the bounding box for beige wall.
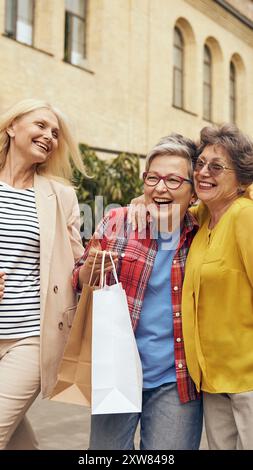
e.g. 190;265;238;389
0;0;253;158
227;0;253;21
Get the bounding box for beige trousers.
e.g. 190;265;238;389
6;416;39;450
0;336;40;449
204;391;253;450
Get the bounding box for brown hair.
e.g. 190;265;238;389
197;124;253;185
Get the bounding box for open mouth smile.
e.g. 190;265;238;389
33;140;50;153
153;198;173;206
197;181;216;190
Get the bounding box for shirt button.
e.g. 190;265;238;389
121;253;125;258
53;285;58;293
176;337;181;343
58;322;63;330
175;312;180;317
173;260;177;264
178;362;183;369
173;286;179;291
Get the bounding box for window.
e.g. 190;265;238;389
5;0;34;46
230;62;236;123
65;0;87;66
173;27;184;108
203;45;212;121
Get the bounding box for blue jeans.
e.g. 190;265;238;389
89;382;203;450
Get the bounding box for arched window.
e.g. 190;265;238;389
230;62;236;123
173;27;184;108
203;45;212;121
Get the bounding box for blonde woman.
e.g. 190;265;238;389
0;99;86;449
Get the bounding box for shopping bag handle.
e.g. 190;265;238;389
109;251;119;284
88;250;99;286
100;251;119;288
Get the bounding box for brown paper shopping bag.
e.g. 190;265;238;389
50;283;94;406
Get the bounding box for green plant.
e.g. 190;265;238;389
73;144;143;205
72;144;143;239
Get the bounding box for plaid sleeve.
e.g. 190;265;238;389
71;211;114;292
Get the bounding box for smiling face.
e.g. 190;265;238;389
8;108;60;166
144;154;194;231
194;144;239;210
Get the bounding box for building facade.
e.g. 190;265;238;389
0;0;253;160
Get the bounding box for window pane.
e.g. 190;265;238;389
173;28;184;108
173;70;183;108
204;46;211;85
16;0;33;45
230;62;236;122
204;62;211;83
230;62;236;97
5;0;17;36
65;12;86;65
65;0;85;17
174;47;182;69
16;20;32;44
203;84;211;120
174;89;182;108
204;45;211;64
230;98;235;122
230;62;235;81
17;0;33;22
174;27;183;48
230;101;234;120
70;16;85;63
65;0;87;65
203;45;212;120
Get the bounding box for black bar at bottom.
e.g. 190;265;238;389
0;450;253;466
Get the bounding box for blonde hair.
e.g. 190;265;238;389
0;98;87;184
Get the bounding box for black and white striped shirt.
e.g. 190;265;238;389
0;182;40;339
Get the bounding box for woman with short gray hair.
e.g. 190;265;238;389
75;133;203;450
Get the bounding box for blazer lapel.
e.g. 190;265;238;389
34;173;56;321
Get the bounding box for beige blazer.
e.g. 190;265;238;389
34;173;83;397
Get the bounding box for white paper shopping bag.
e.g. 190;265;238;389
91;252;142;414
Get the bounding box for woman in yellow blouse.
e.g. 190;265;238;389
182;124;253;450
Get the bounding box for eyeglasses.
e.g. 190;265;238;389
194;158;234;176
143;172;193;190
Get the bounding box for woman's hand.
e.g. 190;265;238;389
0;271;5;300
78;233;118;287
128;194;149;232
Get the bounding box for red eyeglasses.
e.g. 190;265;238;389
143;172;193;190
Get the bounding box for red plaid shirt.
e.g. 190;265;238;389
73;207;200;403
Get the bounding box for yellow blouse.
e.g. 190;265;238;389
182;197;253;393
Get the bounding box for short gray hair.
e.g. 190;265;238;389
145;133;197;178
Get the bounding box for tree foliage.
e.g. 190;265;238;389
72;144;143;240
73;144;143;207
